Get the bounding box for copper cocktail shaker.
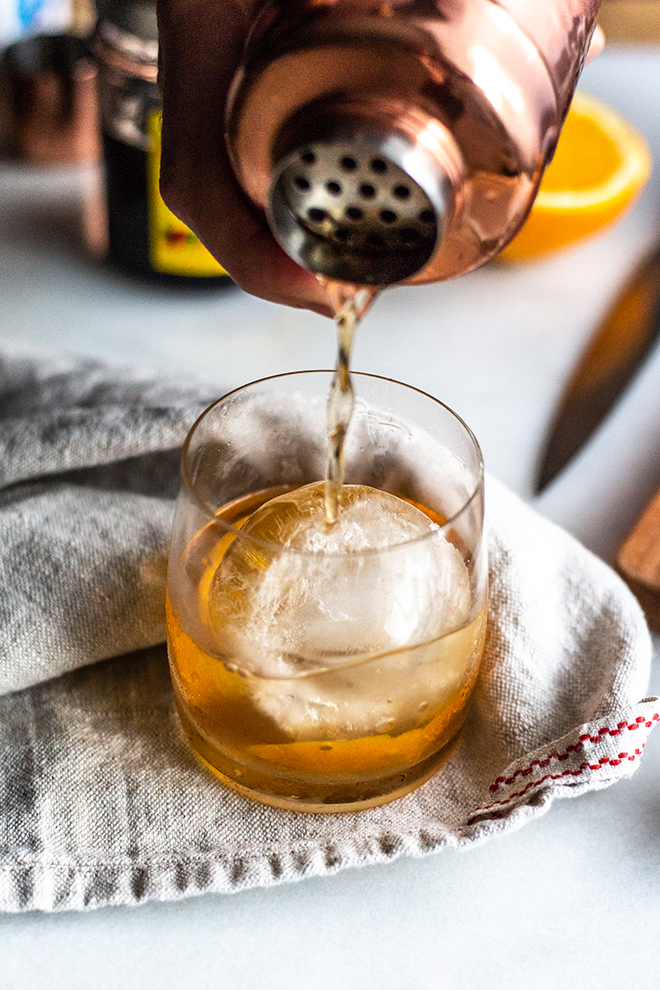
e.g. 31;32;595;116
225;0;603;286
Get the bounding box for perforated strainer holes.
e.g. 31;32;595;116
275;138;439;261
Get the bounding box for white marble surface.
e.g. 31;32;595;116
1;45;660;989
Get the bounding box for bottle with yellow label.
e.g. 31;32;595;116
93;0;232;285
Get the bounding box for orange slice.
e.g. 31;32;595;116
501;91;651;262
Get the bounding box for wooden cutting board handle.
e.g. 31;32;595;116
616;485;660;633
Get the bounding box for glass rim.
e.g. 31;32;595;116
181;369;485;558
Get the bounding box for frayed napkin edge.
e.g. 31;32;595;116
1;696;657;915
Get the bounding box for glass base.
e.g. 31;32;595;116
176;697;464;813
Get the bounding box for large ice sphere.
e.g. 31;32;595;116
207;483;474;740
208;482;470;679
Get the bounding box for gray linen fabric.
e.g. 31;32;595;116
0;340;214;694
0;341;656;913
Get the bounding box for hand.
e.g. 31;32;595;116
156;0;332;315
587;24;605;62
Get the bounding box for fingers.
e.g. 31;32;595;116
586;24;605;62
157;0;332;315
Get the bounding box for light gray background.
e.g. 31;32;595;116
1;45;659;989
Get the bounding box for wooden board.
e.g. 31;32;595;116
616;485;660;633
599;1;660;44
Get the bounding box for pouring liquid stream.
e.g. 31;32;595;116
321;278;378;525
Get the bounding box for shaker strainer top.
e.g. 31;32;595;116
268;123;452;285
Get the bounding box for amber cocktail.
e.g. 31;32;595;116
166;372;487;812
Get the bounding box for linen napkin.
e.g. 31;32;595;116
0;340;655;914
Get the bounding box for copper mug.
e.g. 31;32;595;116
2;33;100;164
